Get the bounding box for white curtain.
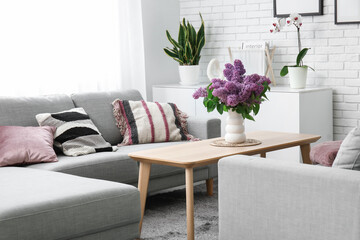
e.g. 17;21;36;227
0;0;146;97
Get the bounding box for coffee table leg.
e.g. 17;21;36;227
300;144;311;164
138;162;151;234
185;167;195;240
206;178;213;196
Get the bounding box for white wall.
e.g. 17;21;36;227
141;0;180;101
180;0;360;140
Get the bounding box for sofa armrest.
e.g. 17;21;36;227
187;116;221;139
218;155;360;240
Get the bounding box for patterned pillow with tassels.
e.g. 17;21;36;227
112;99;198;145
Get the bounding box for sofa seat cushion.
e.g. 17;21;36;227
27;141;208;183
26;151;139;184
117;142;208;179
0;167;140;240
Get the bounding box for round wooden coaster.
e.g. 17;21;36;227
210;138;262;147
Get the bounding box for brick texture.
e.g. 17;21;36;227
180;0;360;140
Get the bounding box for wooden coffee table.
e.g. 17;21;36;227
129;131;321;240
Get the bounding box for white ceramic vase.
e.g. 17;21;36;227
288;66;308;89
178;65;200;85
224;110;246;144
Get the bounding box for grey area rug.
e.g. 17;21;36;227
141;181;218;240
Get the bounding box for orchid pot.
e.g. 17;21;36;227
288;66;308;89
271;13;314;89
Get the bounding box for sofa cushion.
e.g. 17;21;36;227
0;126;57;167
310;141;342;167
27;141;208;183
71;90;143;145
36;107;116;156
0;167;140;240
112;100;197;145
26;151;140;184
0;94;74;126
333;127;360;170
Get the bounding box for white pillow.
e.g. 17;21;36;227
332;127;360;170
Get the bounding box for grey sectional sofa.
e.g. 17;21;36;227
0;90;221;240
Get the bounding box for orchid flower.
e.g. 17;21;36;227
270;13;303;53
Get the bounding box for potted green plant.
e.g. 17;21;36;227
164;13;205;85
280;48;314;88
270;13;314;89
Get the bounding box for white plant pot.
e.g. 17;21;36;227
178;65;200;85
224;110;246;144
288;66;308;89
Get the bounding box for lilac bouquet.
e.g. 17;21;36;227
193;59;271;121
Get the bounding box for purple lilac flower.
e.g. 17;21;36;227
244;74;260;83
224;81;238;93
225;63;234;70
223;68;233;81
255;84;264;96
192;59;270;110
210;78;226;89
227;94;240;107
258;75;271;85
231;70;243;82
234;59;246;75
192;87;207;99
238;84;252;103
212;87;229;103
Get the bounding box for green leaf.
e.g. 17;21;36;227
197;13;205;46
245;113;255;121
296;48;310;66
178;24;185;48
306;65;315;71
192;37;204;64
166;30;182;50
253;104;260;115
280;66;288;77
163;48;178;58
217;104;224;115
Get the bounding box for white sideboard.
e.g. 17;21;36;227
153;84;333;162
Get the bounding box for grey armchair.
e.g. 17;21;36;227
218;155;360;240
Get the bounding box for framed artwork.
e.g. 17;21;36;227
273;0;323;17
335;0;360;24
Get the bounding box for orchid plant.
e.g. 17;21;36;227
193;60;271;121
270;13;314;77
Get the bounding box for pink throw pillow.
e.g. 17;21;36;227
310;141;342;167
0;126;58;167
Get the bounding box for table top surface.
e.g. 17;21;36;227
128;131;321;168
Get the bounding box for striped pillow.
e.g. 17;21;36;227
112;100;197;145
36;108;117;156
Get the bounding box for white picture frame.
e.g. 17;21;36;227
335;0;360;24
273;0;323;17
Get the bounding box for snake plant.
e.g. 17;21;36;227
164;13;205;66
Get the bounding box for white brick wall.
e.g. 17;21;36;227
180;0;360;140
